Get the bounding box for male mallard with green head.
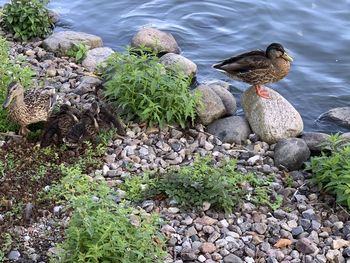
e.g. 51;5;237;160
2;82;56;136
213;43;293;99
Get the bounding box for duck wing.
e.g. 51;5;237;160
213;50;271;73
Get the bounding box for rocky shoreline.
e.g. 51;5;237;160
1;23;350;263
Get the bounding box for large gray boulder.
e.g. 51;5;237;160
241;86;303;144
42;31;103;56
274;138;311;171
193;85;226;125
318;107;350;129
82;47;114;72
159;53;197;77
301;132;330;152
207;116;251;144
131;28;180;54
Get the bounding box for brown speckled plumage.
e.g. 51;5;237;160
3;82;56;136
41;101;126;148
40;105;80;147
213;43;293;98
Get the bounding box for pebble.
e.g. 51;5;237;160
181;249;197;261
295;238;318;254
168;207;180;214
8;250;21;261
223;254;244;263
198;255;206;262
291;226;304;237
332;239;350;249
252;222;267;234
208;231;221;243
201;242;216;253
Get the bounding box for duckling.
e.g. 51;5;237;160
213;43;293;99
2;82;56;136
94;102;126;136
63;106;99;147
40;104;80;147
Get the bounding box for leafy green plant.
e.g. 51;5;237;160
95;128;117;145
0;160;4;179
0;233;12;262
102;47;198;128
121;172;153;202
66;43;90;63
2;0;53;41
124;156;282;213
306;134;350;208
49;164;166;263
0;36;34;132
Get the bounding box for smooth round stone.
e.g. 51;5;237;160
8;250;21;261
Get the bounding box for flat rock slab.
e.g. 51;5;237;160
241;86;303;144
82;47;114;72
42;31;103;56
318;107;350;130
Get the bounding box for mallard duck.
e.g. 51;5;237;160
213;43;293;99
40;104;80;147
2;82;56;136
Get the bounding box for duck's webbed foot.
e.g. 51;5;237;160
255;85;271;99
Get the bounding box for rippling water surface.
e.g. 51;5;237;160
3;0;350;131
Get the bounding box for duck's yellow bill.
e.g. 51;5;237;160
282;52;293;62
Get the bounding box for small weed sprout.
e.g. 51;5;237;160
66;43;90;63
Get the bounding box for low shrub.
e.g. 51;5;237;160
123;156;282;213
102;47;198;128
2;0;53;41
49;165;166;263
0;36;34;132
306;134;350;208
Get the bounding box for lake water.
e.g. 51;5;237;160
3;0;350;132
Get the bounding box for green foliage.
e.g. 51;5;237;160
0;160;4;178
0;233;12;262
2;0;53;41
306;134;350;208
95;128;117;145
49;165;166;263
0;36;34;132
102;47;198;128
66;43;90;63
122;172;153;202
124;156;282;213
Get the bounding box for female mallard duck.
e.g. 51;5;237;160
213;43;293;99
3;82;56;136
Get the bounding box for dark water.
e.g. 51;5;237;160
3;0;350;131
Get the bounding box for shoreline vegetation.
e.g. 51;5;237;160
0;1;350;263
